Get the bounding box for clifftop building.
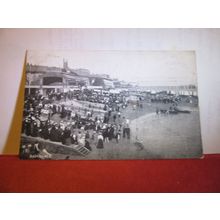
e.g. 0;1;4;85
25;60;115;95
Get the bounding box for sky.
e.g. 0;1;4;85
27;50;197;86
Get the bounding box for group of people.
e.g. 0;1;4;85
20;141;52;160
21;88;133;158
150;94;179;104
22;113;131;148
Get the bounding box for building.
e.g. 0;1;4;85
25;60;115;96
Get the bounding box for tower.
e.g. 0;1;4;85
63;58;68;70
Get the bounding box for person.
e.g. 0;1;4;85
114;127;121;143
71;111;75;120
102;125;109;143
20;144;30;159
61;127;71;145
117;111;121;118
78;133;85;147
85;130;90;139
113;114;117;122
108;125;114;141
84;139;92;151
97;132;104;149
91;131;96;140
52;104;57;115
71;132;78;144
49;125;57;142
39;147;52;159
30;141;41;156
24;119;31;136
42;122;50;140
122;118;130;140
32;121;38;137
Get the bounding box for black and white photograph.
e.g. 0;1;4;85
19;50;203;160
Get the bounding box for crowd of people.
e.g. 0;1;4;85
153;93;196;115
21;88;133;159
20;87;198;159
150;93;180;104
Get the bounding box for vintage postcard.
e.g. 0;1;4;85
19;50;203;159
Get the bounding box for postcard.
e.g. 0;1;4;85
19;50;203;159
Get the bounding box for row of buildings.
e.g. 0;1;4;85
25;59;198;96
25;60;132;95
